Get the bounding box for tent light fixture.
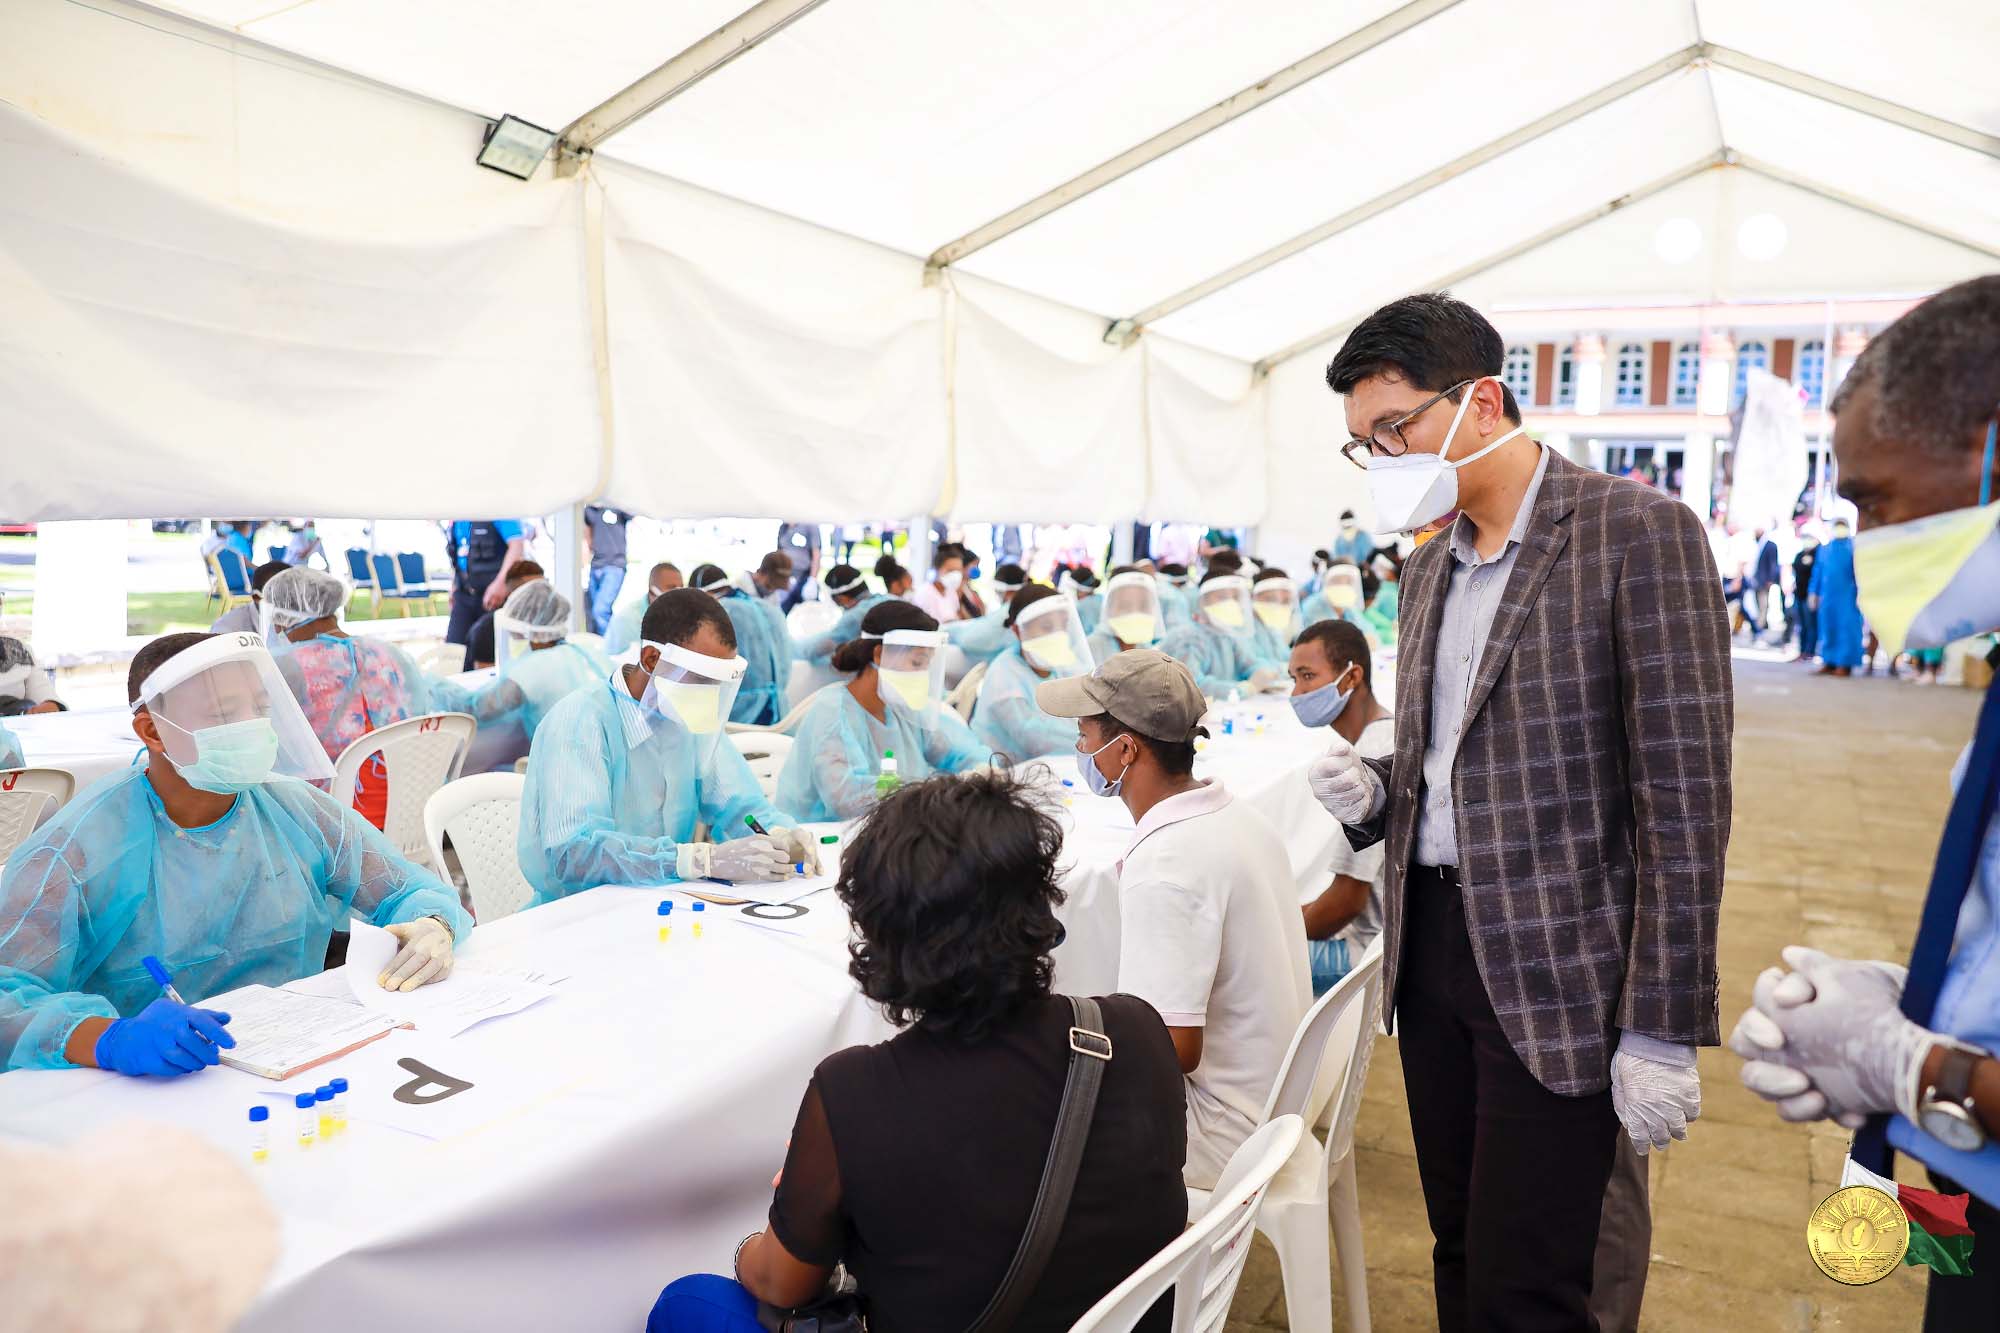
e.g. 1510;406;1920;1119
477;114;559;181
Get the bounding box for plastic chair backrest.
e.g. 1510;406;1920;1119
1068;1116;1303;1333
214;547;252;594
786;600;841;640
267;545;287;563
946;660;988;722
728;683;837;737
423;772;533;923
332;712;476;858
370;553;404;595
1259;938;1385;1133
729;731;795;799
1310;935;1385;1161
345;548;374;586
396;552;428;587
416;643;462;677
0;768;76;867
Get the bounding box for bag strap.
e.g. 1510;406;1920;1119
966;995;1112;1333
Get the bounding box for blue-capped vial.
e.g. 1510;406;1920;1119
691;902;705;912
294;1091;318;1147
248;1104;270;1161
329;1077;350;1133
315;1085;336;1138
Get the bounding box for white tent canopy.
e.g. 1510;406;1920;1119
2;0;1995;536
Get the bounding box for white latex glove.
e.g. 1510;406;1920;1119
1610;1035;1701;1155
380;917;454;992
1248;667;1285;694
773;826;823;876
1729;965;1849;1125
1307;735;1384;825
677;835;792;884
1739;946;1933;1125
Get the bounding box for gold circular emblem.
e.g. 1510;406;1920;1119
1806;1185;1909;1285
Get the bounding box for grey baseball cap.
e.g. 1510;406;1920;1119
1035;648;1209;743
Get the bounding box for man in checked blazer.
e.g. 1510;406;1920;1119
1310;294;1731;1331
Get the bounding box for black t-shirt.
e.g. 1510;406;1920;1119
769;994;1186;1333
584;507;631;569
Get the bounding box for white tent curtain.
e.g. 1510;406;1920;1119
1142;341;1268;527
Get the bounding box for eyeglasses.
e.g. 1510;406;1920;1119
1338;380;1472;469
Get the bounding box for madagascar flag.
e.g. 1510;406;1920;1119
1842;1158;1977;1276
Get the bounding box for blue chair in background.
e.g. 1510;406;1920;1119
346;548;378;614
372;553;438;617
208;547;253;616
397;552;446;610
267;545;288;564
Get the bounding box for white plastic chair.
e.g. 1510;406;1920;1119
331;712;477;860
727;683;836;737
0;768;75;867
422;772;534;923
1183;938;1385;1333
945;659;988;723
415;643;462;677
729;731;795;800
787;600;840;640
1070;1115;1304;1333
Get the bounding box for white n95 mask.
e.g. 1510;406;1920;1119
1854;500;2000;655
1367;377;1525;532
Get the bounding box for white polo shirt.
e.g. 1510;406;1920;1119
1116;778;1310;1189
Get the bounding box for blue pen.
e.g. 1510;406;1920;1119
141;955;185;1005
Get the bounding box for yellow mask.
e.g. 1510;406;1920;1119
879;667;931;712
655;680;722;735
1021;632;1077;669
1206;600;1245;629
1328;584;1360;610
1254;602;1293;631
1106;613;1156;646
1853;500;2000;654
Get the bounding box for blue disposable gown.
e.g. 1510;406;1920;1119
971;644;1079;763
774;686;994;823
800;594;891;665
1248;620;1295;673
946;605;1014;666
605;597;647;656
517;677;791;903
470;640;611;740
720;593;793;726
1159;622;1263;697
1074;596;1103;636
0;718;20;770
0;768;470;1070
1810;536;1865;668
1158;582;1193;631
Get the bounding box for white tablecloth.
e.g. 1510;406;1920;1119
8;705;144;788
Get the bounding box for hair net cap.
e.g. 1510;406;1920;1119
501;580;571;640
261;568;348;629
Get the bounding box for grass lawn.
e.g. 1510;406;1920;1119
3;589;386;637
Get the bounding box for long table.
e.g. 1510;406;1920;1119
0;699;1340;1329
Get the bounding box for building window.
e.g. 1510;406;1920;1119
1672;341;1700;407
1798;339;1826;406
1613;342;1647;406
1734;340;1768;407
1503;345;1534;406
1556;344;1575;406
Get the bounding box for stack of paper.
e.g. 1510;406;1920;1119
217;985;404;1080
344;920;560;1039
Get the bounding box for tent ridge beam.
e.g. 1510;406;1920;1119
922;0;1469;272
1251;150;1729;376
1113;43;1704;341
557;0;832;170
1733;153;2000;262
1702;43;2000;160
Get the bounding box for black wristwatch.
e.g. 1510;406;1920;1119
1918;1045;1989;1152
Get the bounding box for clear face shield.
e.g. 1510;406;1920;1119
134;633;336;791
496;613;567;678
1197;576;1254;638
874;629;947;723
641;642;746;766
1324;566;1365;612
1012;596;1095;678
1253;578;1300;634
1101;573;1162;647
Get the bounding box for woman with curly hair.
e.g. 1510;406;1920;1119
648;769;1188;1333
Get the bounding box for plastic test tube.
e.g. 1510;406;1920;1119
692;901;705;939
329;1078;349;1133
658;899;673;942
248;1105;270;1162
294;1092;318;1148
315;1085;336;1138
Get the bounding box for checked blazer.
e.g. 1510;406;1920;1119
1348;449;1732;1095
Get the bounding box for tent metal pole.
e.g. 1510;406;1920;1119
923;0;1469;271
556;0;832;171
1251;151;1729;376
1733;154;2000;261
1704;44;2000;160
1110;45;1705;342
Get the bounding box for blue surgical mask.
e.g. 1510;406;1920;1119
1076;734;1131;798
168;717;282;792
1289;668;1355;728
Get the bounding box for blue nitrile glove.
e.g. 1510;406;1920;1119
93;998;235;1077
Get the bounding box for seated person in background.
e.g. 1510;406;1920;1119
1155;562;1194;630
1157;571;1281;698
1059;565;1103;635
517;589;816;903
463;559;547;670
606;561;683;656
775;600;993;822
0;631;469;1074
1332;509;1375;566
469;580;611;741
1086;567;1163;662
971;584;1091;763
1364;554;1401;644
957;548;990;619
907;543;972;624
875;554;914;599
0;716;21;769
1288;620;1392;994
653;770;1187;1333
223;521;257;567
1037;649;1309;1188
691;563;792;727
1203;546;1246;578
262;568;479;831
799;563;890;665
1300;559;1368;630
0;634;63;717
1248;568;1302;671
944;562;1027;666
209;559;292;634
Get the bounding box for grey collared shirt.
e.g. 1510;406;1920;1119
1415;445;1551;867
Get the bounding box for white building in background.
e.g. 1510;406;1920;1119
1493;298;1904;524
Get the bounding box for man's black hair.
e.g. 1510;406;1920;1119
249;560;291;594
1325;292;1521;424
640;588;736;651
1293;619;1374;691
129;632;213;703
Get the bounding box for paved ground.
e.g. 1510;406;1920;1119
1227;654;1981;1331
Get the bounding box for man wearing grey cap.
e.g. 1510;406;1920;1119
1038;650;1310;1187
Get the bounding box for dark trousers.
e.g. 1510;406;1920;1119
1923;1172;1998;1332
1400;865;1621;1331
446;578;489;646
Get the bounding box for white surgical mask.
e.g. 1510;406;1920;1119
1366;377;1526;532
940;571;963;590
1206;600;1245;629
